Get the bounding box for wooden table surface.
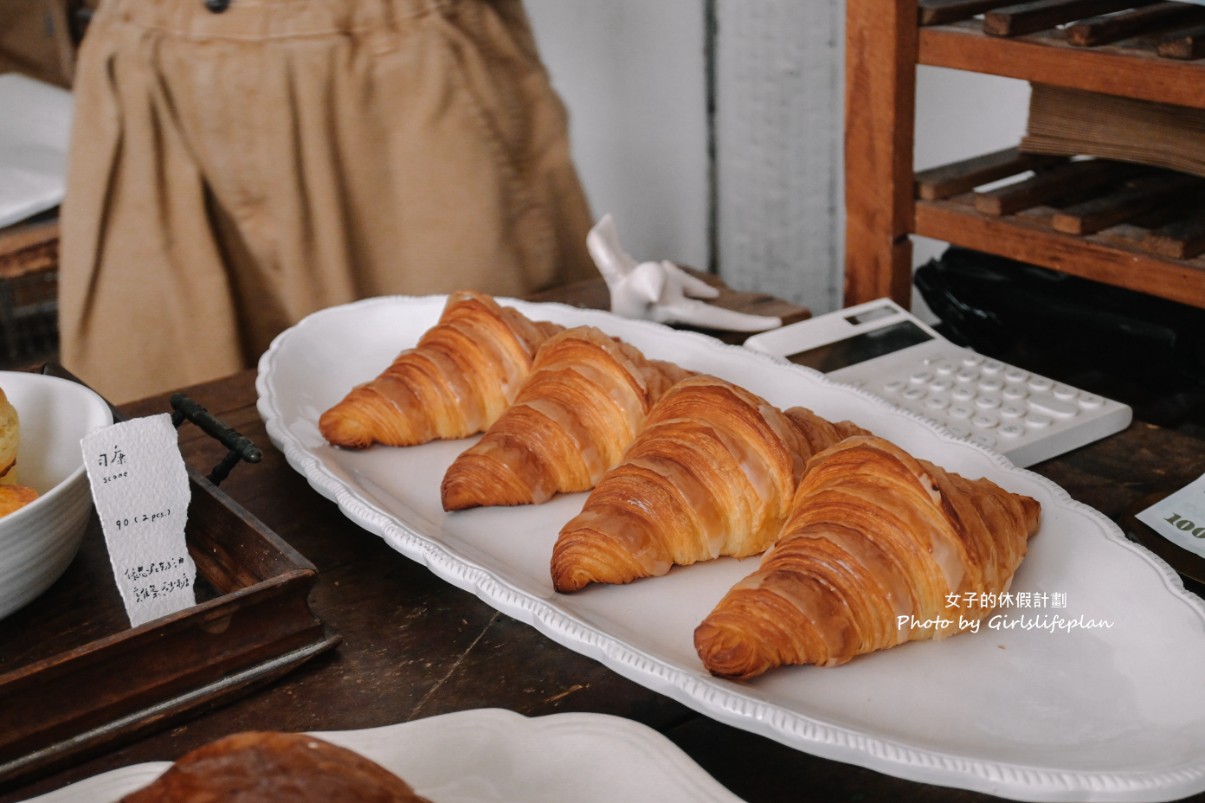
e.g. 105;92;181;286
4;279;1205;802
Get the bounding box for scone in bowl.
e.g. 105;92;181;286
0;371;113;621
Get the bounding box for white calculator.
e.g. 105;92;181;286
743;298;1132;468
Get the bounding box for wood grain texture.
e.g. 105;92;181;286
915;147;1063;200
983;0;1156;38
844;0;917;307
972;160;1143;216
916;198;1205;308
1050;172;1205;235
919;21;1205;109
1158;23;1205;59
0;463;336;789
1065;2;1205;47
848;0;1205;348
919;0;1020;26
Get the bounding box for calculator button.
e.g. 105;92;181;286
1079;394;1103;409
933;361;957;376
1053;384;1077;400
928;379;953;393
962;354;984;366
1028;377;1053;392
974;395;1002;410
903;387;925;401
979;379;1004;393
999;423;1025;439
924;395;949;410
971;413;999;429
1004;367;1029;382
948;404;973;420
883;380;905;393
909;370;933;384
981;360;1004;375
1000;404;1026;419
955;369;978;383
1025;414;1053;429
1002;386;1027;401
952;387;975;402
1028;396;1078;418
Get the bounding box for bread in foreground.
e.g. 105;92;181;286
0;484;38;517
0;387;17;482
694;435;1041;679
441;326;691;510
0;386;37;516
121;731;429;802
551;375;866;592
319;291;562;449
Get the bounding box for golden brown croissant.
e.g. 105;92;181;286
694;435;1041;679
550;375;867;592
121;731;430;802
441;326;691;510
319;291;562;448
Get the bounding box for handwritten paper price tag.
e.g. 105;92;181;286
82;414;196;627
1136;473;1205;561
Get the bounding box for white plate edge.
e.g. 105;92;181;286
313;708;744;802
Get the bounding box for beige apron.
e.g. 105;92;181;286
60;0;595;403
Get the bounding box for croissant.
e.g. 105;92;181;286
550;375;867;592
694;435;1041;679
441;326;691;510
319;291;562;448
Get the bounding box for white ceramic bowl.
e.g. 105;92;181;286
0;371;114;621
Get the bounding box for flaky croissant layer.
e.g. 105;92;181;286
319;291;561;449
695;435;1040;679
551;376;866;592
440;326;691;510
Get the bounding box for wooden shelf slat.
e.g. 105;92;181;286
1157;22;1205;59
915;197;1205;308
984;0;1157;38
1050;172;1205;234
918;0;1021;26
1065;2;1205;47
1142;205;1205;258
918;21;1205;109
972;159;1143;215
915;146;1063;199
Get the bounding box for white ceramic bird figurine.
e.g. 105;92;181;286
586;214;781;333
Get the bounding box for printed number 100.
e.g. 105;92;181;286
1165;513;1205;538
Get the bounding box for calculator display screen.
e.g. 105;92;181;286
786;320;934;373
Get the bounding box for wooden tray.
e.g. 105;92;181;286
0;368;340;790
